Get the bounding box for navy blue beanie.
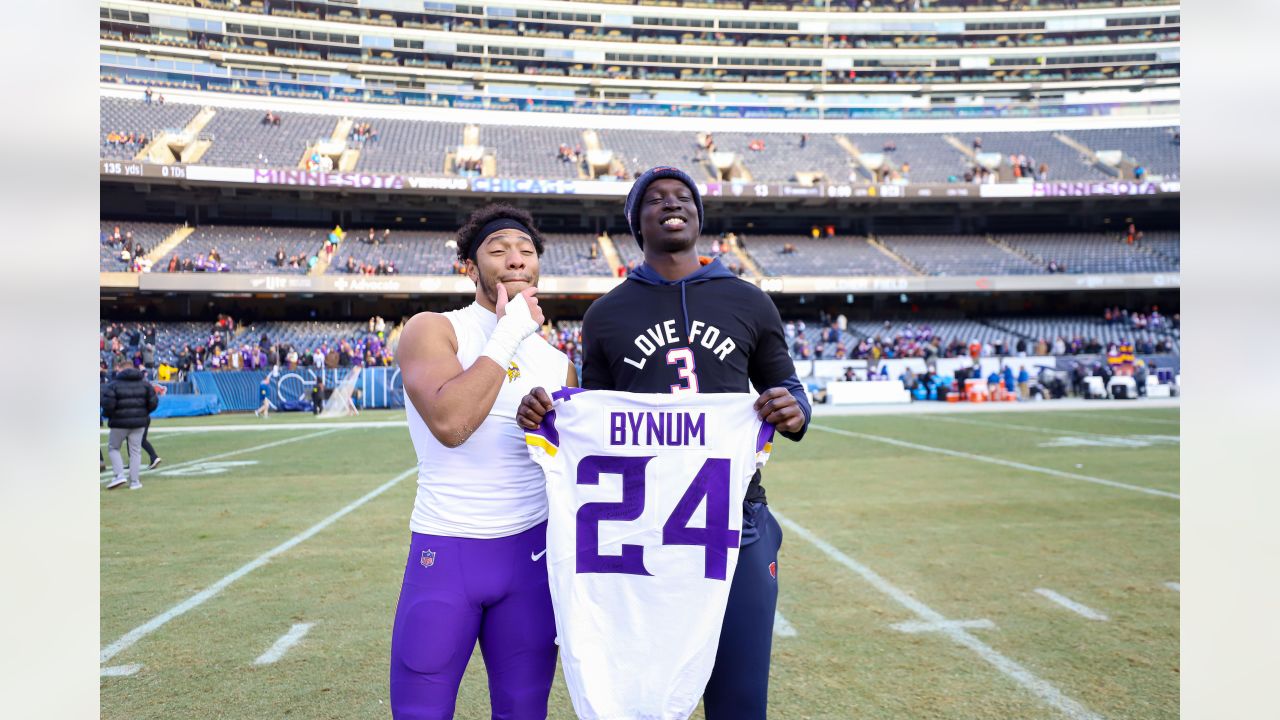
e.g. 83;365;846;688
623;166;704;248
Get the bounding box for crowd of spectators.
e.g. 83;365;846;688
1104;305;1176;332
101;314;398;383
350;121;379;143
165;245;231;273
102;226;152;272
784;314;1176;363
103;131;149;153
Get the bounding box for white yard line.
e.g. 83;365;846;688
810;424;1179;500
1164;582;1180;592
99;428;343;482
812;398;1179;418
920;414;1156;439
99;664;142;677
1034;589;1109;621
773;611;797;638
100;466;417;665
254;623;315;665
772;510;1102;720
102;420;406;435
892;618;996;634
1070;412;1180;427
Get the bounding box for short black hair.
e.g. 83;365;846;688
454;203;545;263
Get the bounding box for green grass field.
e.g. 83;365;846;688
101;406;1179;719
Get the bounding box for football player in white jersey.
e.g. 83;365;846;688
391;204;576;720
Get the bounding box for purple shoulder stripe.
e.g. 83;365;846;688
755;422;776;454
529;409;559;446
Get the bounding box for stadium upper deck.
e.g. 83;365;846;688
100;0;1179;118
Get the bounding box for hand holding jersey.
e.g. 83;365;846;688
524;389;775;720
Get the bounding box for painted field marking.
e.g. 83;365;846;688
811;423;1179;500
100;466;416;665
1164;582;1180;592
774;611;797;638
1034;589;1109;621
893;618;996;634
922;415;1179;446
772;510;1102;720
102;420;407;435
99;428;343;483
100;664;142;677
1071;412;1180;427
254;623;315;665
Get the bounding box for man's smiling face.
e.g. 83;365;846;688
638;178;699;252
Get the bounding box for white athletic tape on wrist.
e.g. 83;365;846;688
482;291;539;369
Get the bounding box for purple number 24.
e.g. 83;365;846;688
575;455;739;581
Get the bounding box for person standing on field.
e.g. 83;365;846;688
101;358;158;490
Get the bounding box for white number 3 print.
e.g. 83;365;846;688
666;347;700;394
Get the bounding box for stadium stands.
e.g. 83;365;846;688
1139;230;1180;265
154;225;328;273
346;117;465;175
967;131;1107;181
706;132;853;183
746;236;913;276
539;235;614;276
199;107;336;168
98;98;1183;183
846;133;969;183
479;125;591;181
1064;127;1181;178
998;233;1180;274
100;221;181;272
328;231;456;275
100;97;201;161
878;235;1043;276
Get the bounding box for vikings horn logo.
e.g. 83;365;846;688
506;361;521;383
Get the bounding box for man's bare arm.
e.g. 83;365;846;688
398;313;506;448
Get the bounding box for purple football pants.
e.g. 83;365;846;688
390;522;557;720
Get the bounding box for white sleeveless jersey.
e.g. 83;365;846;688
406;302;568;539
525;389;774;720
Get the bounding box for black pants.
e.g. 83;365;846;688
141;420;158;463
702;503;783;720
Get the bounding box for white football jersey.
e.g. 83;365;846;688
525;389;774;720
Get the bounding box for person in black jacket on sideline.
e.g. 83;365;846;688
101;360;159;490
517;166;810;720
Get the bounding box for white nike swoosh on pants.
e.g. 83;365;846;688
531;549;547;562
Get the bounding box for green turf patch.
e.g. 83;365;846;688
102;408;1177;719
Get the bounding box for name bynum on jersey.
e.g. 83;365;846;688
525;388;774;720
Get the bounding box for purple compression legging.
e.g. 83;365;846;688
390;522;557;719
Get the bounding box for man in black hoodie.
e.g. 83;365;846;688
101;359;159;490
517;166;810;719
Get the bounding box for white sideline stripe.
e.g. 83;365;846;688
254;623;315;665
1072;412;1180;427
1034;589;1109;621
101;421;406;435
893;618;996;634
99;466;417;664
772;510;1102;720
1165;582;1180;592
774;611;797;638
99;428;342;482
922;414;1135;439
100;664;142;677
811;424;1179;500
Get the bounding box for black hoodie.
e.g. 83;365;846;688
580;257;810;514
